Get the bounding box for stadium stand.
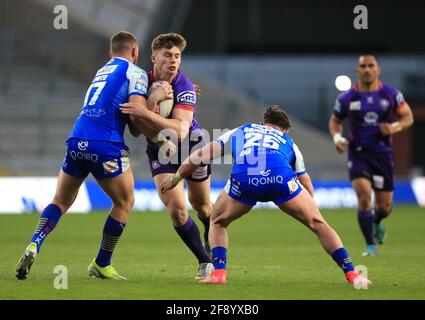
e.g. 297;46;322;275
1;0;423;179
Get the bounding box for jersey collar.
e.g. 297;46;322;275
354;80;383;92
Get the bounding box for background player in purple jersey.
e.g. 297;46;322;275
121;33;213;278
328;54;414;256
16;32;149;280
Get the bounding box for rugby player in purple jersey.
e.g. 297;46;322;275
121;33;213;278
329;54;414;256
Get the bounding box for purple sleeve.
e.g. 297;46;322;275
333;93;348;120
391;87;407;110
174;74;196;111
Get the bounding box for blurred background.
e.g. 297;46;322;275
0;0;424;210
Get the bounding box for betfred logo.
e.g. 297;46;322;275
177;90;196;104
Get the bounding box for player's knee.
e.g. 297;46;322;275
357;194;372;211
112;194;134;213
167;201;188;226
375;204;392;216
52;196;75;214
190;201;212;217
211;214;231;229
307;217;326;233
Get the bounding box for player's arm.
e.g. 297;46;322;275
396;103;414;129
146;81;174;111
124;65;160;139
160;141;223;194
127;95;148;137
121;102;192;141
329;97;348;153
293;143;314;196
129;81;175;140
380;96;414;135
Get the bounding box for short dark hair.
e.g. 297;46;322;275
151;33;187;52
110;31;138;54
263;105;291;130
358;53;379;65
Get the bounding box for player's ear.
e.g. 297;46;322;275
109;49;112;59
151;54;156;64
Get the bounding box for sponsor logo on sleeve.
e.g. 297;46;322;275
396;91;405;106
177;90;196;104
334;100;342;112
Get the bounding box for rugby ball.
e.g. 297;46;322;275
158;98;174;118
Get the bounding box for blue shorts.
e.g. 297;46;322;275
62;139;130;180
225;169;302;206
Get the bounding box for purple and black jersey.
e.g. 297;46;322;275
333;81;407;152
334;81;408;191
147;69;201;140
145;69;210;180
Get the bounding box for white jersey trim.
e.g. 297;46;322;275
293;143;306;174
126;63;148;97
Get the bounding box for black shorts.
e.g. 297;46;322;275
146;136;211;182
348;149;394;191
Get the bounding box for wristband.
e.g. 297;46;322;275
171;172;183;185
333;133;346;145
391;121;402;133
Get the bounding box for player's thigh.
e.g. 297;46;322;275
153;173;186;210
53;169;85;212
374;191;393;212
278;188;324;227
97;167;135;208
211;190;252;227
186;176;211;208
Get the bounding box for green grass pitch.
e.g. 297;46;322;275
0;206;424;300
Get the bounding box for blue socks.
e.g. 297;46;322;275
332;247;355;273
211;247;227;270
31;204;62;253
95;215;126;267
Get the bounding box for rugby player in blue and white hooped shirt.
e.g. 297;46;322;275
329;54;414;257
161;106;371;287
16;32;148;280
